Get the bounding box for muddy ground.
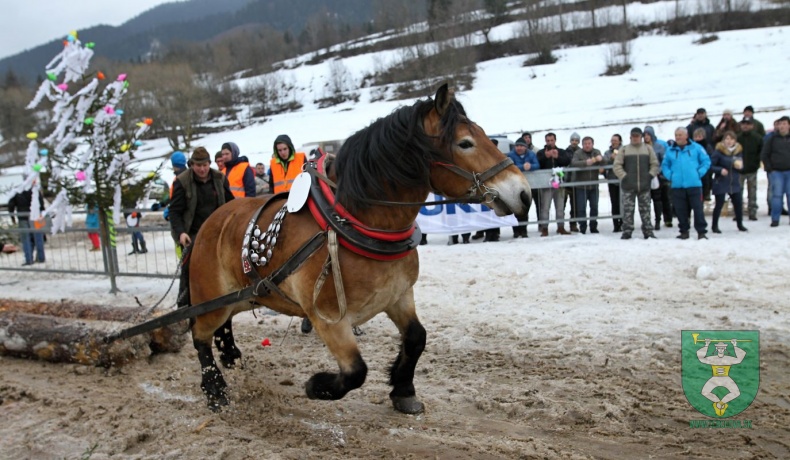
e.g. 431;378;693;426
1;310;788;459
2;233;790;459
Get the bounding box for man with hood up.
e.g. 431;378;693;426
220;141;256;197
268;134;307;194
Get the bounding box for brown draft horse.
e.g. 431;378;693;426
188;84;532;413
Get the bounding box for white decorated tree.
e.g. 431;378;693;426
17;30;154;234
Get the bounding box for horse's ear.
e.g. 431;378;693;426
434;83;453;116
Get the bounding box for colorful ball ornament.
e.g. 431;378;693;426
86;42;95;49
97;71;105;80
46;72;57;81
116;74;127;82
144;118;153;126
57;83;68;91
84;117;94;125
75;170;86;181
26;132;38;140
120;144;129;152
115;109;124;116
32;164;43;172
39;149;49;156
134;140;143;147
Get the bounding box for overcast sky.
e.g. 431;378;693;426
0;0;177;60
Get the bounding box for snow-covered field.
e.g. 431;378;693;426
1;16;789;460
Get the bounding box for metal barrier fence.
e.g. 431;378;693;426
0;166;625;286
0;209;178;291
520;164;623;226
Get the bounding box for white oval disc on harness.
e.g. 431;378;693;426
286;172;312;213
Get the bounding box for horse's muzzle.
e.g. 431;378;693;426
514;190;531;221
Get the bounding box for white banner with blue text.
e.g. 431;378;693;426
416;193;518;234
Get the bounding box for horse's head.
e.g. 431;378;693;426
424;84;532;220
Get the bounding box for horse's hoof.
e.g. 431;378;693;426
305;372;343;400
206;394;229;412
391;395;424;414
220;353;243;369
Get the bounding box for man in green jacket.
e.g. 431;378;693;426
613;127;660;240
169;147;235;307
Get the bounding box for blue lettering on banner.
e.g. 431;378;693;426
420;195;491;215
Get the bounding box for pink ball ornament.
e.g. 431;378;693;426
75;171;86;181
116;74;127;82
57;83;68;91
551;181;560;189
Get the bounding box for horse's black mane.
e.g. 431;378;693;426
334;94;469;212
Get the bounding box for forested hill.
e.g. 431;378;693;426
0;0;374;83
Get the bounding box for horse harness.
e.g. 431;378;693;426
105;151;516;342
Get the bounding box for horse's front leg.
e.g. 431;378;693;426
193;310;232;411
214;316;243;368
305;317;367;401
385;287;426;414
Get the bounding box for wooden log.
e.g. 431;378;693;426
0;299;188;357
0;299;147;321
0;312;150;366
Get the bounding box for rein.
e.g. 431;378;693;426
314;156;514;208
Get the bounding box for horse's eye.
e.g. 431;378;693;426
458;140;473;149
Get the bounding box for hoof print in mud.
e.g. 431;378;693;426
391;396;424;414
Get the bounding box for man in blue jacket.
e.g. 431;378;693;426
507;138;539;237
662;127;712;240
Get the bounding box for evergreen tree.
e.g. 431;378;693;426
17;31;156;234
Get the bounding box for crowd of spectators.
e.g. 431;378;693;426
444;105;789;244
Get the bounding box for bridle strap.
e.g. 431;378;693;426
353;157;515;208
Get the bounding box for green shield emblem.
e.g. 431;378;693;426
682;330;759;418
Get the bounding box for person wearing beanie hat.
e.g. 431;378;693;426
742;106;765;137
687;108;715;145
150;150;187;214
507;138;540;238
613;127;660;240
714;110;740;144
169;146;235;308
171;151;187;175
220;141;256;197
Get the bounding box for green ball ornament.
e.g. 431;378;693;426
47;72;57;81
86;42;95;49
33;164;43;172
84;117;94;125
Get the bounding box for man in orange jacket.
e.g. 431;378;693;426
220;142;256;197
268;134;306;194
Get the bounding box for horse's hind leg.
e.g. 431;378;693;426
214;317;242;368
385;288;426;414
305;319;367;401
192;310;232;411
